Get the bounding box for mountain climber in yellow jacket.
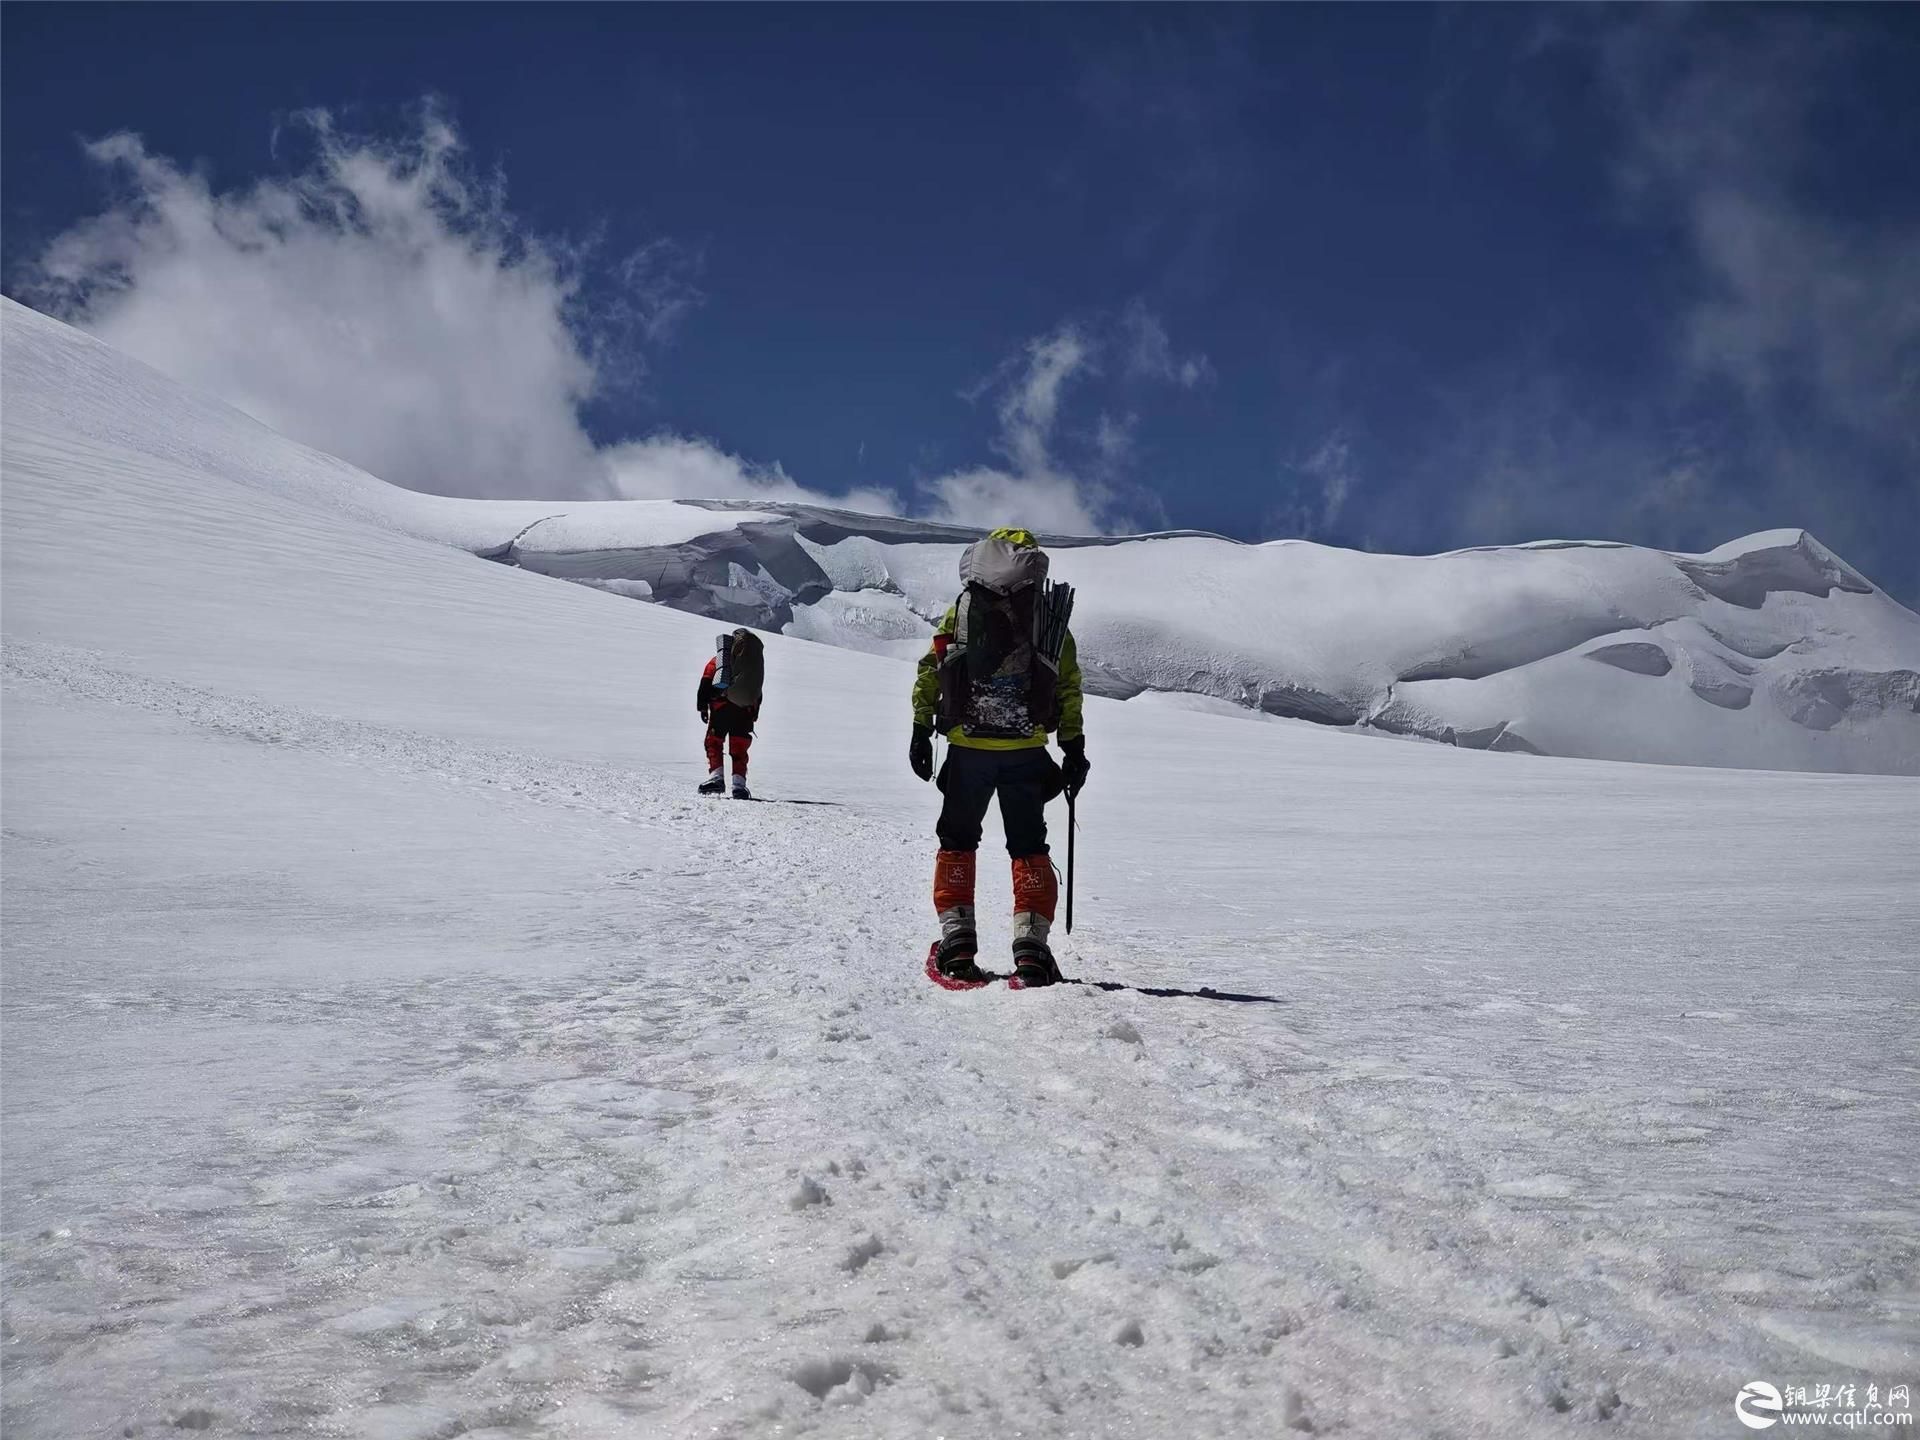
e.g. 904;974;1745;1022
910;528;1088;986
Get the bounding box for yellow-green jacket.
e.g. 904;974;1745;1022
912;603;1084;750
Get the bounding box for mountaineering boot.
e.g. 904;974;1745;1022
935;937;990;983
1012;943;1062;987
933;849;982;978
731;773;752;800
698;769;725;795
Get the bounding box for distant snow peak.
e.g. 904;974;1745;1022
5;295;1917;775
467;498;1918;774
1676;528;1875;609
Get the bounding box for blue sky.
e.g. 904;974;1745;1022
5;4;1917;599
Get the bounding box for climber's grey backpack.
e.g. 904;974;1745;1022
936;535;1074;739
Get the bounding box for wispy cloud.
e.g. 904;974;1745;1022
1314;12;1920;598
997;327;1094;478
1094;411;1138;467
923;324;1109;534
921;304;1207;536
1592;14;1918;592
1606;21;1920;468
1270;430;1360;542
15;104;895;514
1120;298;1213;390
1075;21;1262;295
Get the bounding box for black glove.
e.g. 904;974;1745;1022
699;706;710;725
909;724;935;782
1060;736;1089;797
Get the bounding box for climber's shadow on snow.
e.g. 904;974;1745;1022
740;797;845;807
1064;977;1285;1005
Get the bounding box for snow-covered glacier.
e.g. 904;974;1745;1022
6;295;1918;1439
5;296;1916;775
501;506;1918;775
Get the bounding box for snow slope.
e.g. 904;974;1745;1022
5;298;1920;1439
0;297;776;560
8;296;1916;776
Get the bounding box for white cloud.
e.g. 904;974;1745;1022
16;107;1225;546
17;106;892;514
603;433;898;516
920;465;1108;536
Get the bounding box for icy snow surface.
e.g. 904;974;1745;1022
4;298;1920;1438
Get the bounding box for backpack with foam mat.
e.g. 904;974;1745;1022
716;628;764;708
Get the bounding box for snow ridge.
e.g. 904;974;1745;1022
5;295;1916;773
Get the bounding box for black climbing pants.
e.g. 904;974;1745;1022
935;745;1064;855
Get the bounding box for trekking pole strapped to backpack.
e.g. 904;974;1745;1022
1037;580;1074;669
1065;789;1076;935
